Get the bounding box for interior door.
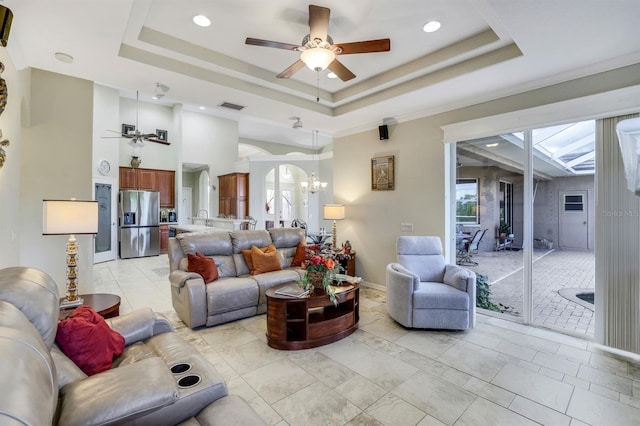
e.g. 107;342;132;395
559;191;589;249
94;180;118;263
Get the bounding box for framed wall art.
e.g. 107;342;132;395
371;155;395;190
155;129;168;141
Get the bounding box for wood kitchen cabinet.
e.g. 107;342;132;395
218;172;249;218
160;225;169;254
119;167;176;207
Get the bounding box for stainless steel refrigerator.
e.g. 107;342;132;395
119;190;160;259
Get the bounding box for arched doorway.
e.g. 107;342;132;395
265;164;307;228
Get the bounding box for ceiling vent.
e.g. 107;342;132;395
218;101;245;111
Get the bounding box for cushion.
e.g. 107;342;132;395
443;265;470;291
187;252;219;283
242;245;275;274
291;242;307;267
56;306;125;376
250;244;282;275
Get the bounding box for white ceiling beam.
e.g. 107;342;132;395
565;151;595;168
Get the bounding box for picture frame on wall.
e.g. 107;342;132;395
122;123;135;135
156;129;168;141
371;155;395;190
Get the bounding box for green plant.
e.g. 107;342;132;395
498;221;511;234
475;273;501;312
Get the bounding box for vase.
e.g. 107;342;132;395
131;156;141;168
308;271;326;292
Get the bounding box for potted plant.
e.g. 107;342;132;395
498;221;510;238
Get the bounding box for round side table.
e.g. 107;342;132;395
59;293;121;321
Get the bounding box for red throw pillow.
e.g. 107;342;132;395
187;252;219;283
291;242;306;267
56;306;125;376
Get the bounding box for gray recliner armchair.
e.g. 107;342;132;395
386;236;476;330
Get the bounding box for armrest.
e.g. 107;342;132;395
386;263;419;328
170;270;203;289
57;357;179;426
105;308;174;346
444;264;477;328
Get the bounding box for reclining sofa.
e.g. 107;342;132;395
0;266;264;425
168;228;306;328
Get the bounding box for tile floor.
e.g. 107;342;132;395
95;256;640;426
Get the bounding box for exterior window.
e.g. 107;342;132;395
456;178;479;224
564;194;584;211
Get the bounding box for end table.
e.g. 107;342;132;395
59;293;121;321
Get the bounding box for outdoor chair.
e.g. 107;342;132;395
457;229;487;266
386;236;476;330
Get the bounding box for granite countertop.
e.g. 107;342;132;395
169;224;223;233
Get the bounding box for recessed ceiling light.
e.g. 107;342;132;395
423;20;441;33
199;106;206;110
486;142;499;147
327;72;337;79
54;52;74;64
192;14;211;27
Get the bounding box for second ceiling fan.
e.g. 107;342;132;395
246;4;390;82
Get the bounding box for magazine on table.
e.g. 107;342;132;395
275;284;309;298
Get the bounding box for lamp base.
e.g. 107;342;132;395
60;297;84;309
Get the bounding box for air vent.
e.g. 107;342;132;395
218;101;245;111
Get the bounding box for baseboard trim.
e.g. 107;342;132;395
361;281;386;292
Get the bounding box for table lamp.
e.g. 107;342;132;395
323;204;345;249
43;199;99;307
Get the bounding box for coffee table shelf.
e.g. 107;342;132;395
266;282;359;350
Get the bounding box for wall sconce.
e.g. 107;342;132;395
43;199;99;307
616;117;640;195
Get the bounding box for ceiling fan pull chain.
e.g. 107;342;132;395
316;71;320;102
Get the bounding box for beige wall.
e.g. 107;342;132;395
20;69;95;296
334;62;640;286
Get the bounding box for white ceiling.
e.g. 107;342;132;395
5;0;640;149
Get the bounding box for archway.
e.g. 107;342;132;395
265;164;307;228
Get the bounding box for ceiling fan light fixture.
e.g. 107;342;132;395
192;14;211;27
300;47;335;71
152;82;169;100
327;72;338;79
423;20;441;33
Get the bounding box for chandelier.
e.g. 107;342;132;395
301;130;327;194
301;171;327;194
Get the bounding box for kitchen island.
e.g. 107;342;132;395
169;224;226;235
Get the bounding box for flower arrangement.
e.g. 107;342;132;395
296;247;342;305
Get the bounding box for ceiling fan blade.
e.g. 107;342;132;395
141;133;158;139
277;60;306;79
245;37;300;51
333;39;391;55
328;59;356;81
309;5;330;43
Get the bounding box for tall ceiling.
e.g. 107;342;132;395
5;0;640;149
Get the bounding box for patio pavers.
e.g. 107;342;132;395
462;249;595;337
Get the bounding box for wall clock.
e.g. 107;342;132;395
98;159;111;175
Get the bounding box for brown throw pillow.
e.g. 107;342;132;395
187;252;219;283
250;244;281;275
242;245;274;274
291;241;306;267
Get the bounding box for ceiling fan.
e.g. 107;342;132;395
104;91;158;147
245;4;390;82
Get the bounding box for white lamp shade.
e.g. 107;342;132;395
323;204;345;220
300;48;336;71
42;200;99;235
616;117;640;195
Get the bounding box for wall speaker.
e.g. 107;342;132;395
378;124;389;140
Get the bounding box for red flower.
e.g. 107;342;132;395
310;255;322;266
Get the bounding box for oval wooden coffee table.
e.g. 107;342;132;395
59;293;121;321
265;282;359;350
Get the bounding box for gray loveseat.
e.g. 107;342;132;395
168;228;306;328
0;266;264;425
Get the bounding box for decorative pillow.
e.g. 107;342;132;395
291;241;307;267
56;306;125;376
242;245;274;274
187;252;219;283
250;244;282;275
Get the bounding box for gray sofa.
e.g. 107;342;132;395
386;236;476;330
168;228;306;328
0;266;264;425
